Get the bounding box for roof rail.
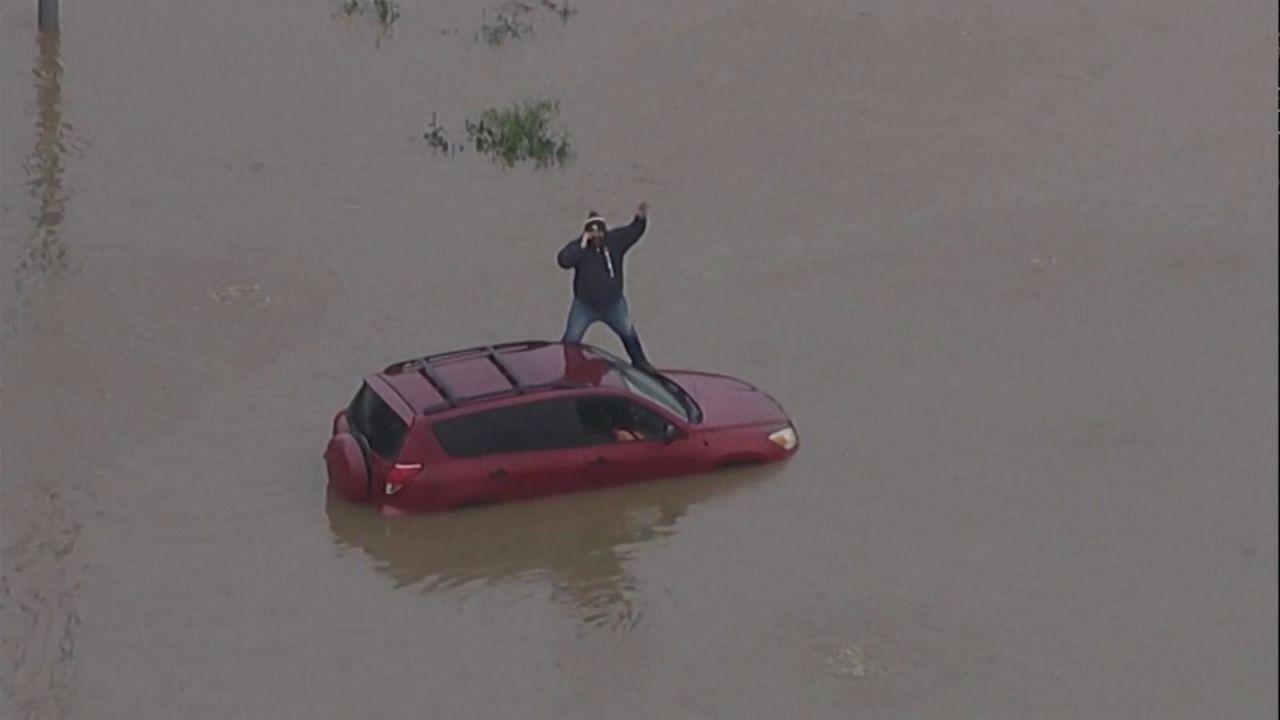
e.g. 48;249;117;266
384;340;584;414
484;345;523;391
417;363;455;403
421;379;590;415
383;339;552;374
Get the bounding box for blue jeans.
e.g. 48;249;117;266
562;298;650;367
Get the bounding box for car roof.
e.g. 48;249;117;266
372;341;628;416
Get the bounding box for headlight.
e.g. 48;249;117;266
768;426;797;450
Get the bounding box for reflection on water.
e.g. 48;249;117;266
0;29;86;720
0;487;86;720
326;470;772;631
17;29;78;287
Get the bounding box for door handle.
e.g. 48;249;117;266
590;457;608;466
488;468;509;480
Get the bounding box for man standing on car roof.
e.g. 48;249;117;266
557;202;654;372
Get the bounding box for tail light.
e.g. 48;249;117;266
385;463;422;496
768;426;798;450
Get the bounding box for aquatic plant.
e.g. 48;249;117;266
478;3;534;46
477;0;576;45
337;0;400;27
540;0;578;24
372;0;400;25
464;100;572;168
423;113;452;155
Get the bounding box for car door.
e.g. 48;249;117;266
477;398;591;502
575;394;702;487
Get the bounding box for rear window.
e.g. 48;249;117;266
433;398;585;457
347;383;409;459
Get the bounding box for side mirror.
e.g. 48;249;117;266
661;424;680;444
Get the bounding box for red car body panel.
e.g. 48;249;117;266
323;341;797;513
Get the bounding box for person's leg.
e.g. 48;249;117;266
601;299;652;368
562;299;598;344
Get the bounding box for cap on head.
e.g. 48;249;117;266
584;212;607;233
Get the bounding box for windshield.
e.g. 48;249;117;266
612;363;698;422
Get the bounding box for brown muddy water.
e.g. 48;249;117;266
1;1;1276;718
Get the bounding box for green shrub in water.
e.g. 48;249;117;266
465;100;572;168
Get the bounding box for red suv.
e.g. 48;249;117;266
324;341;798;513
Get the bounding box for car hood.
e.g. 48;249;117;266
662;371;790;430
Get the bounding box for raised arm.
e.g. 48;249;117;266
613;202;649;253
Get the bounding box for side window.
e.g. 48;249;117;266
433;398;587;457
576;396;669;444
432;413;486;458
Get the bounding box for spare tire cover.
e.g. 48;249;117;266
326;433;370;502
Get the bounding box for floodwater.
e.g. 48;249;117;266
1;0;1275;717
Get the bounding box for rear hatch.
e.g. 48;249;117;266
326;380;413;501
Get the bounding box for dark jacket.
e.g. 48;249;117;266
556;215;647;309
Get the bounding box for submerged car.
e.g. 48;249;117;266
324;340;798;513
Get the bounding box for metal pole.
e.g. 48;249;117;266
38;0;59;31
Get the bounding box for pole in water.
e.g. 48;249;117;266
38;0;59;31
